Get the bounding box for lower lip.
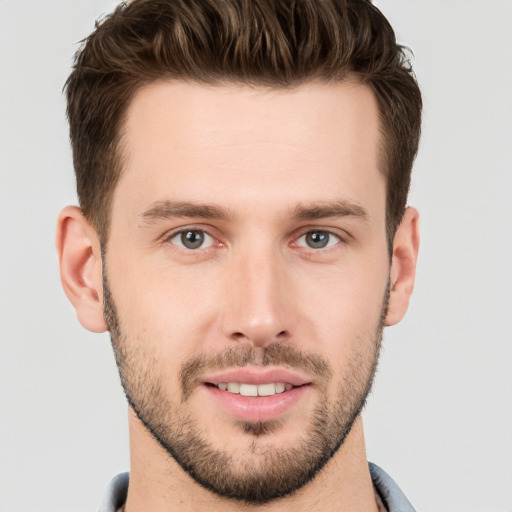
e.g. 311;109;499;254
204;384;310;423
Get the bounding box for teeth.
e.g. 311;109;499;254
257;383;276;396
275;382;285;394
217;382;290;396
239;384;258;397
227;382;240;393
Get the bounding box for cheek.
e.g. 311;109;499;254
109;255;222;359
295;260;388;357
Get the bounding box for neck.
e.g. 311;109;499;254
124;410;380;512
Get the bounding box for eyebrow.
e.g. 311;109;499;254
139;201;231;224
291;201;368;222
139;199;368;225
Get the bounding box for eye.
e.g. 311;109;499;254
296;230;341;249
169;230;215;250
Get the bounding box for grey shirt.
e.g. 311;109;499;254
98;462;415;512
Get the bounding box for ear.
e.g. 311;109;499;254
56;206;107;333
385;207;420;326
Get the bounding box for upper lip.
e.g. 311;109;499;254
202;368;312;387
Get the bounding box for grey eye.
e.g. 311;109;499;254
170;230;214;250
297;230;340;249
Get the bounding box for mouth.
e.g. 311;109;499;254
201;369;313;423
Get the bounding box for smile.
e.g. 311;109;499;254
202;369;312;423
215;382;294;396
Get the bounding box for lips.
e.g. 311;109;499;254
201;368;312;423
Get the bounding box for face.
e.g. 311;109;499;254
104;80;390;503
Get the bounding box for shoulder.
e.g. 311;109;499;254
97;472;129;512
369;462;416;512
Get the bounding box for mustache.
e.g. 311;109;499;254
180;343;332;400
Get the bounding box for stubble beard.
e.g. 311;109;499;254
103;274;387;505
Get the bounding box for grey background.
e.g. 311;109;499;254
1;1;511;510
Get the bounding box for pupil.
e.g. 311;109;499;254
306;231;329;248
182;230;204;249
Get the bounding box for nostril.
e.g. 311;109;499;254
229;329;289;344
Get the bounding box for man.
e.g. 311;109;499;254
56;0;421;510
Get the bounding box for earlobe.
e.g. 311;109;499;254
385;207;420;326
56;206;108;333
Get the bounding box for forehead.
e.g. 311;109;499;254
115;79;384;219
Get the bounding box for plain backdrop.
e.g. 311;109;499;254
1;1;511;511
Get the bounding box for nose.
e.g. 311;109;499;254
220;245;295;347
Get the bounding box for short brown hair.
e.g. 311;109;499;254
65;0;422;246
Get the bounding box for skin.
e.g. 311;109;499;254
56;79;419;512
